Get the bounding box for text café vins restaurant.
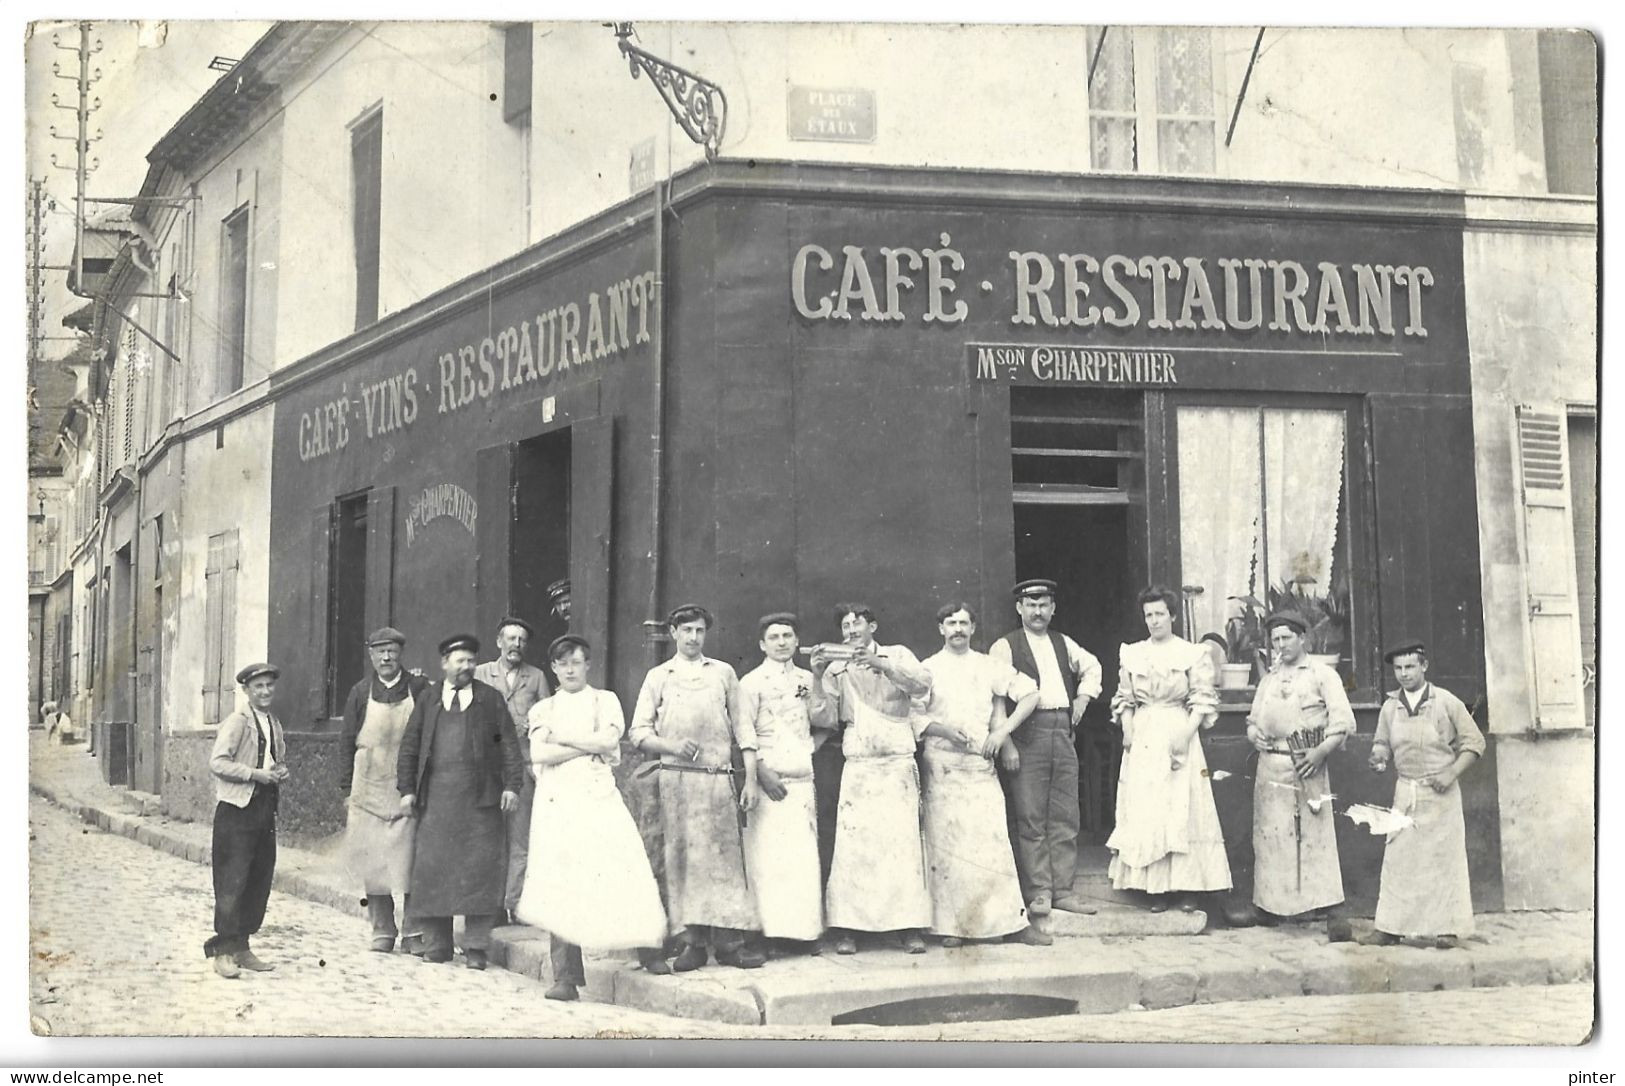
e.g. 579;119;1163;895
266;161;1492;912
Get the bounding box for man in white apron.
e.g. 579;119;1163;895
813;602;934;955
738;613;834;953
1363;640;1485;949
340;627;432;953
473;616;550;924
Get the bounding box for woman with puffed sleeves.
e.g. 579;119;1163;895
1105;586;1233;911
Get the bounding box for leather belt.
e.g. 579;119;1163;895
658;761;735;776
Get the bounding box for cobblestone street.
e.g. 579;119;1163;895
28;791;1594;1046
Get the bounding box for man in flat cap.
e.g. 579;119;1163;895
397;634;524;969
474;616;550;924
630;604;764;972
205;663;288;978
990;579;1103;919
547;579;572;626
1245;612;1354;922
1364;640;1485;949
340;627;433;953
812;602;934;955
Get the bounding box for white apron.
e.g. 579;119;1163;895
921;749;1027;938
743;776;823;940
343;689;417;895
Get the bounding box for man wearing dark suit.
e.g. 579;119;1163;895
473;616;550;923
397;633;524;969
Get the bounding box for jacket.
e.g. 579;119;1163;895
395;678;524;809
210;708;288;808
472;659;550;764
338;670;433;792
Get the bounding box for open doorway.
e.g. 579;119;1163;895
1009;388;1146;850
511;429;571;649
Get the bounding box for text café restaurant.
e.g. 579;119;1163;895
268;162;1493;911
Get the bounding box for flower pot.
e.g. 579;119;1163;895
1218;663;1254;690
1308;653;1341;671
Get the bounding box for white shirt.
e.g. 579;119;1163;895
990;628;1105;710
378;672;402;690
441;682;474;712
919;649;1039;751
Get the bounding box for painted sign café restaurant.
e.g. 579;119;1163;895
261;160;1494;913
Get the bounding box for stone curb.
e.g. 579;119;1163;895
29;776;1595;1028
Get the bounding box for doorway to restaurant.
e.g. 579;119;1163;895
1009;387;1147;856
510;429;572;650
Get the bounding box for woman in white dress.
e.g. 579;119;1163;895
1106;586;1233;910
515;634;668;1001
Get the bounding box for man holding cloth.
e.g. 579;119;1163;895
397;634;523;969
473;616;550;924
991;579;1103;918
813;602;934;955
340;627;432;953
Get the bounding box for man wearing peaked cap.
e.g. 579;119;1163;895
204;662;288;978
547;579;572;624
396;632;523;969
474;615;551;924
990;578;1103;918
340;627;432;954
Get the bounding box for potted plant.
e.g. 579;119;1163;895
1221;595;1267;689
1266;576;1350;671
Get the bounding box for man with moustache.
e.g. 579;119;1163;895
917;602;1053;948
474;616;550;924
397;634;523;969
340;627;433;953
812;602;934;956
738;613;834;953
990;579;1103;919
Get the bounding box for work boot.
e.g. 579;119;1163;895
464;948;488;970
833;934;858;956
642;958;673;976
1052;893;1098;915
545;981;579;1001
370;937;395;953
717;944;766;970
235;949;275;972
212;953;241;979
1008;924;1054;947
900;930;927;954
400;933;428;957
1027;891;1052;917
1358;929;1399;947
940;936;964;948
1434;935;1461;950
672;943;708;972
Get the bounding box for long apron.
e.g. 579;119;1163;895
825;696;932;932
1249;691;1343;915
409;702;507;917
655;674;758;932
743;776;823;940
1374;709;1475;937
343;690;417;895
1106;700;1232;892
922;749;1027;939
517;755;668;948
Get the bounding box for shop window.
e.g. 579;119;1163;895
1173;404;1353;684
218;205;250;396
351;109;383;330
1086;26;1217;175
201;529;240;724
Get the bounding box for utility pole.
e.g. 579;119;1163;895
49;21;102;294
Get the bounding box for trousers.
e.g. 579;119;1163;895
504;773;536;912
204;786;278;958
365;893;422;942
420;913;497;956
551;933;586;986
1009;709;1080;900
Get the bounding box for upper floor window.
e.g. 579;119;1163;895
351;109;384;330
1087;27;1218;176
219;204;250;395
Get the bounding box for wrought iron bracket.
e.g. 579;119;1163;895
613;23;727;161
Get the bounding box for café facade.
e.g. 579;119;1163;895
264;160;1493;911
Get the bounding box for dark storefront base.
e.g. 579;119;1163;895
163;729;347;843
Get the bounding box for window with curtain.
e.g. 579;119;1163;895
1175;405;1351;680
1087;27;1138;170
1086;26;1217;175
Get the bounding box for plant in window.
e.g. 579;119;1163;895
1266;576;1350;659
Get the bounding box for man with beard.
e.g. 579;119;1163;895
340;627;432;953
473;616;550;924
397;634;523;969
813;603;934;956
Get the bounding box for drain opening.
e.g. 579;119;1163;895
831;993;1079;1026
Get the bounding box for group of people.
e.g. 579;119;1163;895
201;577;1487;995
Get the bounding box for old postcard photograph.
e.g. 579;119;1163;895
21;13;1598;1050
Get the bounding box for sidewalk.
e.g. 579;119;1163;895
30;734;1594;1029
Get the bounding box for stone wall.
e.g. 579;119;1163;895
162;728;347;842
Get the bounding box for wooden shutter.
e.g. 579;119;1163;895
202;534;225;722
476;443;516;636
1515;404;1586;729
309;505;334;721
570;416;614;678
365;486;396;633
219;529;240;716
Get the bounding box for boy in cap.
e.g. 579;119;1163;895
1363;640;1485;949
989;579;1103;918
205;663;288;978
340;627;433;952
